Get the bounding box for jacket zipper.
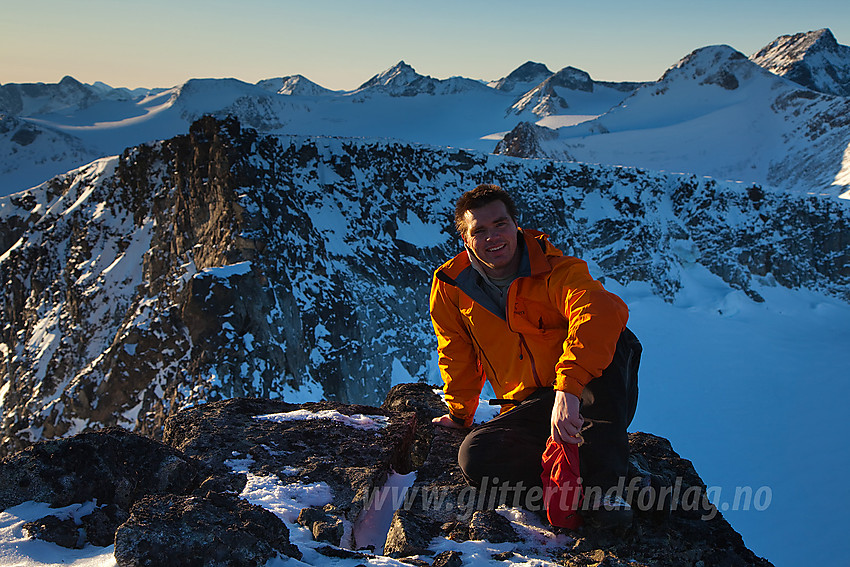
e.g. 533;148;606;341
505;277;543;389
518;333;543;388
467;321;501;387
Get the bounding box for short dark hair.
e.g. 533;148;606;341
454;184;519;235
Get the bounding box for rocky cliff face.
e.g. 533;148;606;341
0;384;773;566
1;117;848;454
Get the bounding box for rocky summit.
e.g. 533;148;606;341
0;383;772;566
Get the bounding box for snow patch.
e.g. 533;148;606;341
0;502;116;567
197;261;252;278
240;473;333;524
254;409;389;431
395;213;448;247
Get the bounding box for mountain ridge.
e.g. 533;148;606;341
4;30;850;199
2;116;848;457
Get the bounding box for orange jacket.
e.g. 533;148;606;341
429;229;629;426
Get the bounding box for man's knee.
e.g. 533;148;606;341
458;431;487;485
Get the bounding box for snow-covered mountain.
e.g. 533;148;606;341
0;75;157;117
496;44;850;198
750;28;850;96
353;61;488;97
255;74;337;96
0;59;640;197
6;30;850;203
508;65;645;117
487;61;553;92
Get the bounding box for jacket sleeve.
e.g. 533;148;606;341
548;259;629;397
429;272;483;427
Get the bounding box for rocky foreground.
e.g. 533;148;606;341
0;383;772;566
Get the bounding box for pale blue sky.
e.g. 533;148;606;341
2;0;848;90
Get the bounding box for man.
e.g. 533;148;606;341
429;184;640;526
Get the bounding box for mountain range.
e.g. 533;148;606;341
4;28;848;200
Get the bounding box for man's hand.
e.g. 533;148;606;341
551;390;583;445
432;414;466;429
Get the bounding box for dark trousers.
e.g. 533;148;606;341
458;328;641;504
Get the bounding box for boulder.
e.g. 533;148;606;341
113;491;301;566
0;427;201;548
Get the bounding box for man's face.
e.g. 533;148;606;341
461;200;520;279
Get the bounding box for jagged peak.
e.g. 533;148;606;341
749;28;850;96
353;61;485;97
490;61;553;91
357;60;423;90
752;28;839;62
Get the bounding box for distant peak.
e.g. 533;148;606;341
490;61;553;92
750;28;850;96
752;28;839;60
671;45;747;74
510;61;551;79
390;60;414;72
549;66;593;92
59;75;83;87
356;61;428;93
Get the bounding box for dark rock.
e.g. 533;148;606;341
384;509;438;558
702;69;740;90
493;121;559;158
491;550;515;561
0;386;773;565
382;382;445;423
298;505;344;545
469;509;520;543
82;505;128;547
23;515;83;549
441;520;469;542
315;545;370;559
0;427;201;548
313;516;344;545
383;426;469;557
21;503;124;549
164;396;418;543
382;382;446;468
113;491;301;566
0;427;200;512
432;550;463;567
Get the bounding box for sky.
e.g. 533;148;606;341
1;0;849;91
